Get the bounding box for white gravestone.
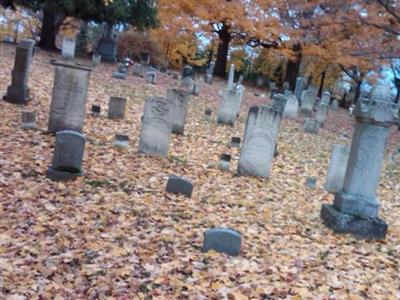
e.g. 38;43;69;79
62;37;76;60
324;144;350;193
283;95;299;119
167;88;190;135
217;88;238;126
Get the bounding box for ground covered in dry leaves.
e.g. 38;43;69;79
0;43;399;299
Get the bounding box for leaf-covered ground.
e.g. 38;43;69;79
0;43;399;299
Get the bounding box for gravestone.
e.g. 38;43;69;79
272;93;288;115
138;96;174;157
114;134;129;148
238;106;281;177
324;144;350;193
3;39;35;104
47;130;85;181
321;91;331;105
165;175;193;198
62;37;76;60
315;103;329;127
91;105;101;116
167;88;190;135
321;84;399;239
219;154;231;171
303;118;320;134
204;61;215;84
283;81;290;92
92;53;102;66
132;63;143;76
192;83;200;96
301;90;316;116
145;71;157;84
21;111;36;129
140;52;151;65
283;95;299;119
108;97;126;120
48;61;92;133
234;84;245;116
217;89;237;126
230;137;241;147
181;65;194;90
331;100;339;110
256;76;264;88
294;77;306;102
97;37;117;62
204;108;212;121
202;228;241;256
227;64;235;91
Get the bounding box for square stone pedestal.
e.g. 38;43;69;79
321;204;387;239
3;86;31;104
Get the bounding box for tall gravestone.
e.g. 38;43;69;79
324;144;350;193
217;89;237;126
234;84;245;116
3;39;35;104
205;61;215;84
48;61;92;133
167;88;190;134
294;77;306;103
138;96;174;157
301;90;316;116
238;106;281;177
227;64;235;91
321;84;399;239
283;95;299;119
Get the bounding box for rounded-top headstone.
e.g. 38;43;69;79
202;228;242;256
165;175;193;198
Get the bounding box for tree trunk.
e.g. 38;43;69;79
38;8;58;50
318;71;326;98
284;44;302;90
214;24;231;78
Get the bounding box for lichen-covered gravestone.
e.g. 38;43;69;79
167;88;190;135
47;130;85;181
321;84;399;239
108;97;126;120
48;61;92;133
324;144;350;193
238;106;281;177
165;175;193;198
202;228;242;256
3;39;35;104
138;96;174;157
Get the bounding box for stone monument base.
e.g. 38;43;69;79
3;86;30;104
47;166;83;181
321;204;387;239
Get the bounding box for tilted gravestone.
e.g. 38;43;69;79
48;61;92;133
167;88;190;135
21;111;36;129
301;90;316;116
138;96;174;157
283;95;299;119
217;89;238;126
315;103;329;127
165;175;193;198
3;39;35;104
47;130;85;181
324;144;350;193
303;118;320;134
219;154;231;171
238;106;281;177
294;77;306;103
62;37;76;60
202;228;242;256
108;97;126;120
321;84;399;239
227;64;235;91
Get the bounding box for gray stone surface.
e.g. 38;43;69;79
97;37;117;62
202;228;241;256
47;130;85;181
112;71;127;80
132;63;144;76
217;88;238;126
165;175;193;198
145;71;157;84
234;85;245;116
227;64;235;91
301;90;316;116
192;83;200;96
114;134;129;148
331;100;339;110
138;96;174;157
108;97;126;120
181;65;194;90
321;91;331;105
306;177;317;189
272;93;288;115
283;95;299;119
3;39;35;104
238;106;281;177
230;137;241;147
48;61;92;133
92;54;102;66
21;111;36;129
167;88;189;135
61;37;76;60
303;118;320;134
315;103;329;127
219;154;231;171
324;144;350;193
294;77;306;102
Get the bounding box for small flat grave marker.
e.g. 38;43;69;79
230;137;241;147
21;111;36;129
219;154;231;171
114;134;129;148
91;105;101;116
165;175;193;198
306;177;317;189
202;228;241;256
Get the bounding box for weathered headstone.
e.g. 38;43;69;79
181;65;194;90
202;228;241;256
114;134;129;148
238;106;281;177
145;71;157;84
62;37;76;60
227;64;235;91
91;105;101;116
112;64;127;79
294;77;306;103
283;95;299;119
234;84;245;116
321;84;399;239
132;63;143;76
165;175;193;198
47;130;85;181
192;83;200;96
205;61;215;84
48;61;92;133
230;137;241;147
315;103;329;127
21;111;36;129
97;37;117;63
219;154;231;171
138;96;174;157
3;39;35;104
301;90;316;116
283;81;290;93
217;89;238;126
108;97;126;120
331;100;339;110
303;118;320;134
92;53;102;66
272;93;288;115
321;91;331;105
324;144;350;193
167;88;189;135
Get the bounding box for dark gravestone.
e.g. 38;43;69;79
205;108;212;116
108;97;126;120
165;175;193;198
3;39;35;104
114;134;129;148
47;130;85;181
219;154;231;171
202;228;241;256
230;137;241;147
91;105;101;116
21;111;36;129
97;37;117;63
